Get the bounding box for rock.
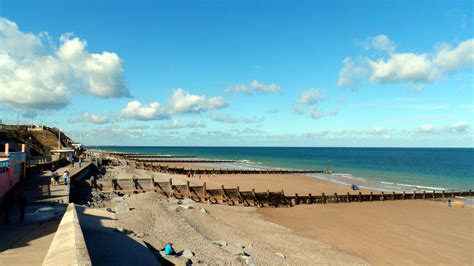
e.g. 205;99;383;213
106;207;114;213
115;203;130;214
168;205;181;212
135;232;145;238
237;243;245;249
182;249;194;259
200;208;208;214
169;198;182;204
182;198;194;204
112;196;124;202
241;255;256;266
275;252;286;259
212;240;227;247
180;204;194;209
221;244;244;256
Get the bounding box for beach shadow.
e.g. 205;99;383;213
74;206;159;265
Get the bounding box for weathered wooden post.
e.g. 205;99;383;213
412;190;416;199
221;185;226;203
295;193;299;205
369;192;373;202
381;191;385;201
347;192;350;203
442;190;445;198
432;190;436;199
282;189;291;207
423;190;426;199
308;193;313;204
322;193;326;204
403;191;406;200
168;178;173;198
470;189;472;197
186;181;191;198
267;190;272;207
334;192;339;203
252;188;259;206
392;191;395;200
358;192;362;202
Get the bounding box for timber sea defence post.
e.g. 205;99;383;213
90;176;472;208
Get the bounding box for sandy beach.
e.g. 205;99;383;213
168;172;375;195
259;200;474;265
104;162;474;265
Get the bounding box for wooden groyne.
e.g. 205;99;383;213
122;160;326;175
90;177;472;207
131;158;236;163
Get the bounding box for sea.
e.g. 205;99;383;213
92;146;473;193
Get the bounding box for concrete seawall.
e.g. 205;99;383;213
42;204;91;266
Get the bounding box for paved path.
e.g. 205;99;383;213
0;161;90;265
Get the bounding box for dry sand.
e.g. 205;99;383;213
104;162;474;265
259;201;474;265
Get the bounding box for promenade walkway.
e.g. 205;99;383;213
0;162;90;265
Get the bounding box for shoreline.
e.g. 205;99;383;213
102;161;473;265
92;148;472;192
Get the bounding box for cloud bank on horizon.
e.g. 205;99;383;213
0;2;472;148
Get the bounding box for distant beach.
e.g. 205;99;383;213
101;153;473;265
94;146;474;191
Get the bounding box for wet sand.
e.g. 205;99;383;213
169;172;375;195
259;200;474;265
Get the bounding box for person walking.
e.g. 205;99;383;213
18;193;27;222
63;170;69;185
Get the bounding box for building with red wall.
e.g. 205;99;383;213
0;143;26;201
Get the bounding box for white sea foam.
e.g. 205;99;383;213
381;181;394;185
397;183;415;187
415;185;446;191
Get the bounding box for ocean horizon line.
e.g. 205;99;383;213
88;145;474;149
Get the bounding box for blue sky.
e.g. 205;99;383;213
0;0;472;147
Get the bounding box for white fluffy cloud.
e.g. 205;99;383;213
369;34;396;53
434;39;474;72
226;80;282;95
337;57;367;88
121;101;169;121
367;53;438;83
298;88;324;105
160;119;205;129
121;89;227;121
338;35;474;88
0;17;129;110
169;88;227;113
82;112;110;124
